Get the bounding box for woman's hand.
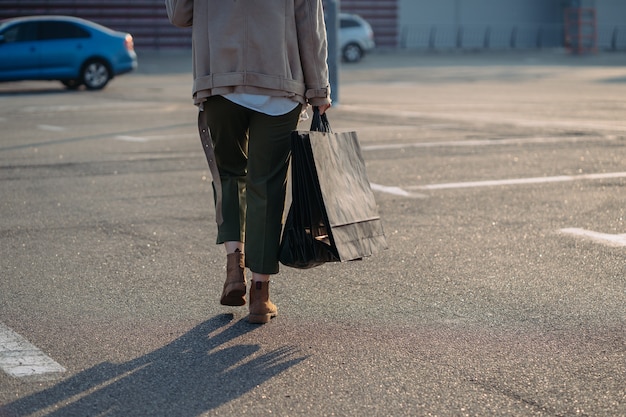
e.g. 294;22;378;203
317;103;332;115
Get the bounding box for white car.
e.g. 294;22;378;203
339;13;375;63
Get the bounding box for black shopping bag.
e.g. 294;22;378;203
279;108;387;269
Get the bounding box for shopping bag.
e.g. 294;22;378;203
279;108;387;269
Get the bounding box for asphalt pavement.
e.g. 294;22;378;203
0;49;625;416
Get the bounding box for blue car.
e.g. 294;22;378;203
0;15;137;90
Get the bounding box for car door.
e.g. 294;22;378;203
0;21;41;80
37;20;91;79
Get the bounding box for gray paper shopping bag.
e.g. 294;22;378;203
279;108;387;268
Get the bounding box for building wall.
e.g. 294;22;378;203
1;0;398;49
398;0;560;49
339;0;398;48
594;0;626;50
0;0;187;49
1;0;625;50
398;0;626;50
596;0;626;27
398;0;558;27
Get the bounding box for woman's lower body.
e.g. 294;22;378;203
201;95;301;323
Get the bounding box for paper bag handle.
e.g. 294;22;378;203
311;107;332;133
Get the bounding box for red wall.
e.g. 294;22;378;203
0;0;397;49
341;0;398;48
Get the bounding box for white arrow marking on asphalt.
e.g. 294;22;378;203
559;228;626;247
0;323;66;379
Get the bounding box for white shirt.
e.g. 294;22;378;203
223;93;299;116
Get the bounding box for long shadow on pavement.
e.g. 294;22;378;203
2;313;307;417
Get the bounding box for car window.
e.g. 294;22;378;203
38;21;90;41
340;18;361;29
1;21;38;43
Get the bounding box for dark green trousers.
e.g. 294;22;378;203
202;95;301;274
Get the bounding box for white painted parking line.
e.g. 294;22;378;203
116;135;149;143
559;228;626;247
37;124;67;132
407;172;626;191
339;104;626;132
0;323;66;379
21;102;151;113
115;133;196;142
361;135;617;151
370;183;427;198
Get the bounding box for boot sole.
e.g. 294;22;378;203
248;312;277;324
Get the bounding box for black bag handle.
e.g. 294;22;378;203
310;106;332;133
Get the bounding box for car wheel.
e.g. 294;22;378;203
342;43;363;63
61;79;82;90
82;59;111;90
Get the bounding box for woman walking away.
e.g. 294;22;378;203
165;0;332;323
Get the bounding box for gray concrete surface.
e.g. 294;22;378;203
0;49;625;416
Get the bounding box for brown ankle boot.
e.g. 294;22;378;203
248;280;277;324
220;250;246;306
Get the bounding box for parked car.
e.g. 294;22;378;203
339;13;375;63
0;15;137;90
